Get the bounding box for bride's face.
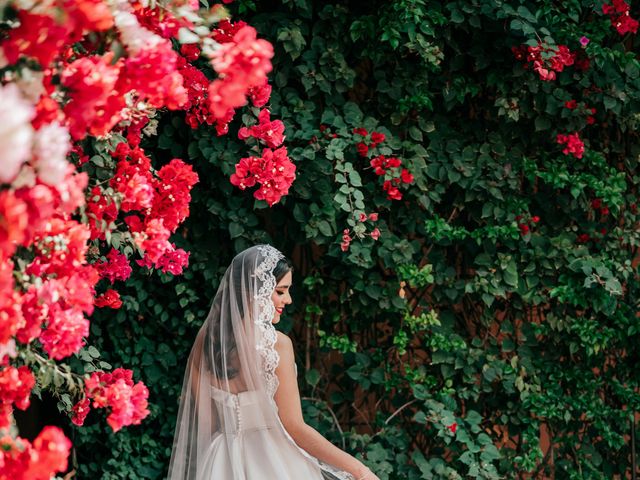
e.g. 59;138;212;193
271;271;292;324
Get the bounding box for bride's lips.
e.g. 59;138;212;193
275;307;283;314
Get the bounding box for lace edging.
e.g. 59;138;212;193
254;245;283;398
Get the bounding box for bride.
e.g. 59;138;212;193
167;245;379;480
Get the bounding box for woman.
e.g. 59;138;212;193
167;245;379;480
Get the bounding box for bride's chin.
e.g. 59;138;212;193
271;316;280;324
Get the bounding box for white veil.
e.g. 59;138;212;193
167;245;353;480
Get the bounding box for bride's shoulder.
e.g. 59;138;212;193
274;331;293;355
275;330;292;347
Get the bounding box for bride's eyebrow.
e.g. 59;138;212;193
276;284;291;289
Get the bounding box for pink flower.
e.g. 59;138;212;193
155;244;190;275
368;213;379;221
0;83;34;184
39;305;90;360
579;36;590;46
32;122;71;186
96;249;132;284
208;26;274;118
248;80;272;108
85;369;150;432
370;228;380;240
230;147;296;206
27;426;72;479
238;109;285;148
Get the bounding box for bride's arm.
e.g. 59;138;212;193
274;332;377;480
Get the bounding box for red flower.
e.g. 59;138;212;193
353;127;368;136
564;100;578;109
556;132;585;159
400;169;414;184
519;224;530;235
230;147;296;206
180;43;201;61
531;216;540;223
383;180;402;201
0;190;28;258
356;142;369;157
447;422;457;434
62;54;124;140
3;11;70;67
71;398;91;426
370;131;386;146
151;159;199;234
577;233;590;243
86;186;118;241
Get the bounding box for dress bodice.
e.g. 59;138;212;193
211;387;276;435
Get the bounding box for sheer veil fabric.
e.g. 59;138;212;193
167;245;354;480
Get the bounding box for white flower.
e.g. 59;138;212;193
33;122;71;185
0;83;34;184
113;9;164;54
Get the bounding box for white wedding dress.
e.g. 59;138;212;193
197;387;327;480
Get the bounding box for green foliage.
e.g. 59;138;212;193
75;1;640;478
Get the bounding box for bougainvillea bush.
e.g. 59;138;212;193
0;0;293;478
14;0;640;479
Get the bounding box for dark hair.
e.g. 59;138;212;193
273;257;293;282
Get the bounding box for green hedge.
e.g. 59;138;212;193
74;1;640;478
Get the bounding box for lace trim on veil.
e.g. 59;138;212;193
254;245;283;398
254;245;354;480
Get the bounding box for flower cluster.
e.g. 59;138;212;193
238;109;285;148
0;426;71;480
74;368;149;432
209;25;274;119
341;213;379;251
353;128;386;157
603;0;638;35
230;147;296;206
564;100;597;125
512;43;575;81
556;132;585;159
515;214;540;236
0;0;281;476
370;155;414;200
